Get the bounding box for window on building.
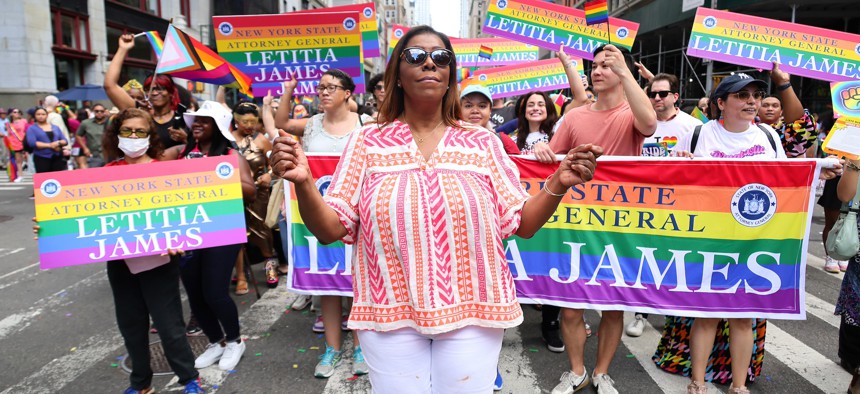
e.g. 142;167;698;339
51;8;90;53
180;0;191;24
109;0;159;16
106;25;157;63
385;0;395;5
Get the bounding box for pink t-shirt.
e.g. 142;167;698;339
549;101;645;156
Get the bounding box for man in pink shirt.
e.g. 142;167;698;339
535;44;656;394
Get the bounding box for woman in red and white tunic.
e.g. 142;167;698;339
271;25;602;393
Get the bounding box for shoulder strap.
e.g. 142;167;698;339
756;124;779;157
358;114;364;126
690;125;702;155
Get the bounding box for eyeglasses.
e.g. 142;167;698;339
237;119;259;126
374;84;385;91
118;128;150;138
400;47;454;67
93;109;105;113
315;84;346;94
729;90;766;101
647;90;674;99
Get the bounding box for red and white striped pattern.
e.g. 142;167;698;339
324;120;529;334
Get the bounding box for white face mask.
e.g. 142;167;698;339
118;137;150;158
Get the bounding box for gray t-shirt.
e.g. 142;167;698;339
302;113;372;154
76;118;107;157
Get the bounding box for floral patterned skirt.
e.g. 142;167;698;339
652;317;766;385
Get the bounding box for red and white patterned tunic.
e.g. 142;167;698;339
323;120;530;334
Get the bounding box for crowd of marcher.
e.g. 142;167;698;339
20;24;860;394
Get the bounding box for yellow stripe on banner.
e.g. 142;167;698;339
36;184;243;221
542;204;807;241
221;35;361;52
290;200;305;225
698;23;860;62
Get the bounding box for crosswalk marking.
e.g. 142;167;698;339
765;321;851;393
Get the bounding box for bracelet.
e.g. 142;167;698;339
541;175;567;197
847;162;860;172
776;82;792;92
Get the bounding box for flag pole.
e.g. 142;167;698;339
149;19;173;98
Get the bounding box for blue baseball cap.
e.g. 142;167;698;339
712;73;767;101
459;84;493;103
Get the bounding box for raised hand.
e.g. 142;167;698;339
555;144;603;188
119;33;135;50
634;62;654;81
271;130;310;184
600;45;632;78
263;90;274;107
770;62;790;86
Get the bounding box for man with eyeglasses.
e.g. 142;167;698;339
76;103;108;167
640;73;702;158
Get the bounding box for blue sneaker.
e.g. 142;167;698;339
183;378;205;394
352;346;369;375
122;388;154;394
314;345;343;378
494;368;503;391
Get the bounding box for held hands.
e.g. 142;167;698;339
553;144;603;188
271;130;311;184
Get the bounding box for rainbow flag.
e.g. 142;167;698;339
302;96;315;106
478;45;494;59
457;67;471;83
691;106;709;123
142;31;164;58
156;25;253;98
33;156;247;269
553;93;567;114
286;155;820;319
584;0;608;25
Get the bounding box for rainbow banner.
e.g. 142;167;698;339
461;58;583;99
452;37;538;67
142;31;164;58
687;8;860;82
388;24;411;57
831;80;860;119
212;12;365;97
482;0;639;60
291;2;380;58
286;155;822;319
691;106;710;123
34;156;247;270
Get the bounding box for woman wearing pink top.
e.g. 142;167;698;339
271;25;602;393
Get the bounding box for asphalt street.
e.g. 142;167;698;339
0;172;852;394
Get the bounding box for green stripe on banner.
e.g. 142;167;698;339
689;31;842;67
221;46;360;63
510;228;803;265
37;200;242;238
485;11;623;52
291;224;347;250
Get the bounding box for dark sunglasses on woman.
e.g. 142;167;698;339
401;47;454;68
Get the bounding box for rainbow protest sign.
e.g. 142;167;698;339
482;0;639;60
461;58;583;99
292;2;380;58
34;156;247;270
822;117;860;160
831;81;860;119
388;24;410;57
286;155;821;319
451;37;539;67
687;8;860;82
212;12;364;97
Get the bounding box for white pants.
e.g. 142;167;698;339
356;326;504;394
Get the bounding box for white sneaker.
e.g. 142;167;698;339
825;256;841;273
194;342;225;368
625;314;646;337
550;368;590;394
291;295;312;310
839;259;850;272
218;340;246;370
592;372;619;394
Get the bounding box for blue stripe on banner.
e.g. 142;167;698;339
507;250;802;291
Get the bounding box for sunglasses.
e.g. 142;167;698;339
374;84;384;91
118;128;150;138
729;90;766;101
647;90;674;99
400;47;454;67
